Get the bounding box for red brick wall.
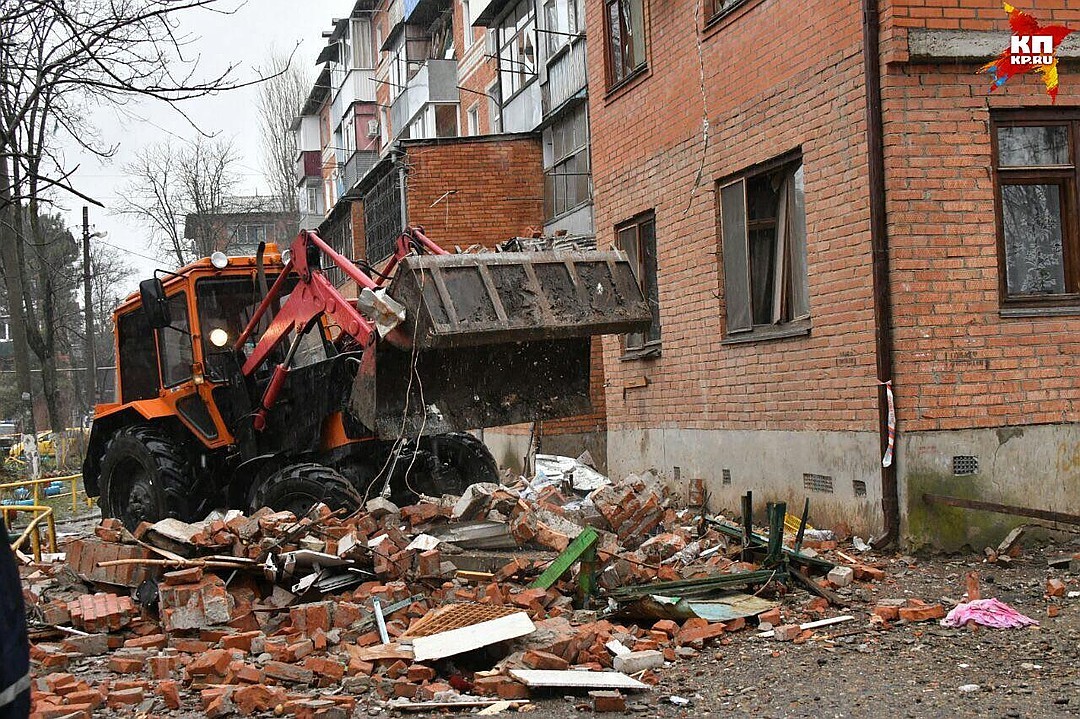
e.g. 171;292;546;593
587;0;880;435
454;0;500;135
403;135;545;246
880;1;1080;432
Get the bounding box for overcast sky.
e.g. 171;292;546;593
58;0;352;292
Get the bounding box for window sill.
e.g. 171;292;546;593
702;0;764;37
619;343;661;361
722;320;811;345
604;65;649;102
999;303;1080;318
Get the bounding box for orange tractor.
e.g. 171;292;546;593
83;228;650;529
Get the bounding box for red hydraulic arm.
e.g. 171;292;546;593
234;227;447;431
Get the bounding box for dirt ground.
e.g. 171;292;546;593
508;540;1080;719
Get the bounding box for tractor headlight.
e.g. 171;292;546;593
210;251;229;269
281;248;292;265
209;328;230;347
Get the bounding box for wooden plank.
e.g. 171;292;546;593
757;614;854;638
531;527;599;590
922;493;1080;526
790;566;849;608
707;518;835;571
347;642;414;662
793;498;810;553
410;612;535;661
390;700;530;712
765;502;786;568
740;492;753;562
508;669;649;690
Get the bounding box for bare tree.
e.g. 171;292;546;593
0;1;285;431
257;49;311;213
118;137;239;266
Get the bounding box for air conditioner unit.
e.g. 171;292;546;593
367;119;380;138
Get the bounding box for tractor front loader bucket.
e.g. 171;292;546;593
348;250;652;438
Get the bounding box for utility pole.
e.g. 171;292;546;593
82;206;96;413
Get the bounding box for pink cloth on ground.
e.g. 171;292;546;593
940;598;1039;629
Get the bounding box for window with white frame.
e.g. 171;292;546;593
305;185;320;215
467;104;479;135
462;0;479;46
487;82;502;133
498;0;537;102
718;152;811;339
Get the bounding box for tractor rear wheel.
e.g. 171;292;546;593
250;462;363;517
98;425;195;531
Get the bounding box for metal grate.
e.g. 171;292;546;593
403;603;522;638
673;466;681;482
952;455;979;476
363;166;403;262
803;473;834;493
853;479;867;497
722;468;732;486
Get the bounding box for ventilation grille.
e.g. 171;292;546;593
673;466;681;482
853;479;867;497
803;473;834;493
722;468;732;486
952;455;979;476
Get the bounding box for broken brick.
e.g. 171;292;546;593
898;604;946;622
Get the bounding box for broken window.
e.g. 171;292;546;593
604;0;645;88
498;0;537;102
718;153;810;339
617;211;660;355
992;113;1080;309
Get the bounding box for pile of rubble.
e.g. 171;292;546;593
18;461;1009;718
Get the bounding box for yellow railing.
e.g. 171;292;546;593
0;473;91;515
6;505;56;562
1;473;91;562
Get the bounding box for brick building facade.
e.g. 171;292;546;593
586;0;1080;547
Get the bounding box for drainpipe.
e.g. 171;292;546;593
862;0;899;548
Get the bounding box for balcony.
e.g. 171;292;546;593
331;68;376;127
542;36;587;112
295;150;322;184
342;150;378;193
390;59;458;138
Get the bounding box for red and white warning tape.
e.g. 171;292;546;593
879;379;895;468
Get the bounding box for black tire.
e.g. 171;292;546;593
98;425;195;531
395;432;499;501
249;462;363;517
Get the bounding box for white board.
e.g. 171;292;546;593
410;612;536;661
508;669;649;690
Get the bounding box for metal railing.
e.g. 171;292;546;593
1;473;92;562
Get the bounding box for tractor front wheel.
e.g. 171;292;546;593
98;425;195;531
249;462;363;517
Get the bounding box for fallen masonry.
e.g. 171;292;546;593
13;467;1071;716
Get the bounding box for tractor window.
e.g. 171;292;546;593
158;292;194;387
117;308;160;402
196;274;331;380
